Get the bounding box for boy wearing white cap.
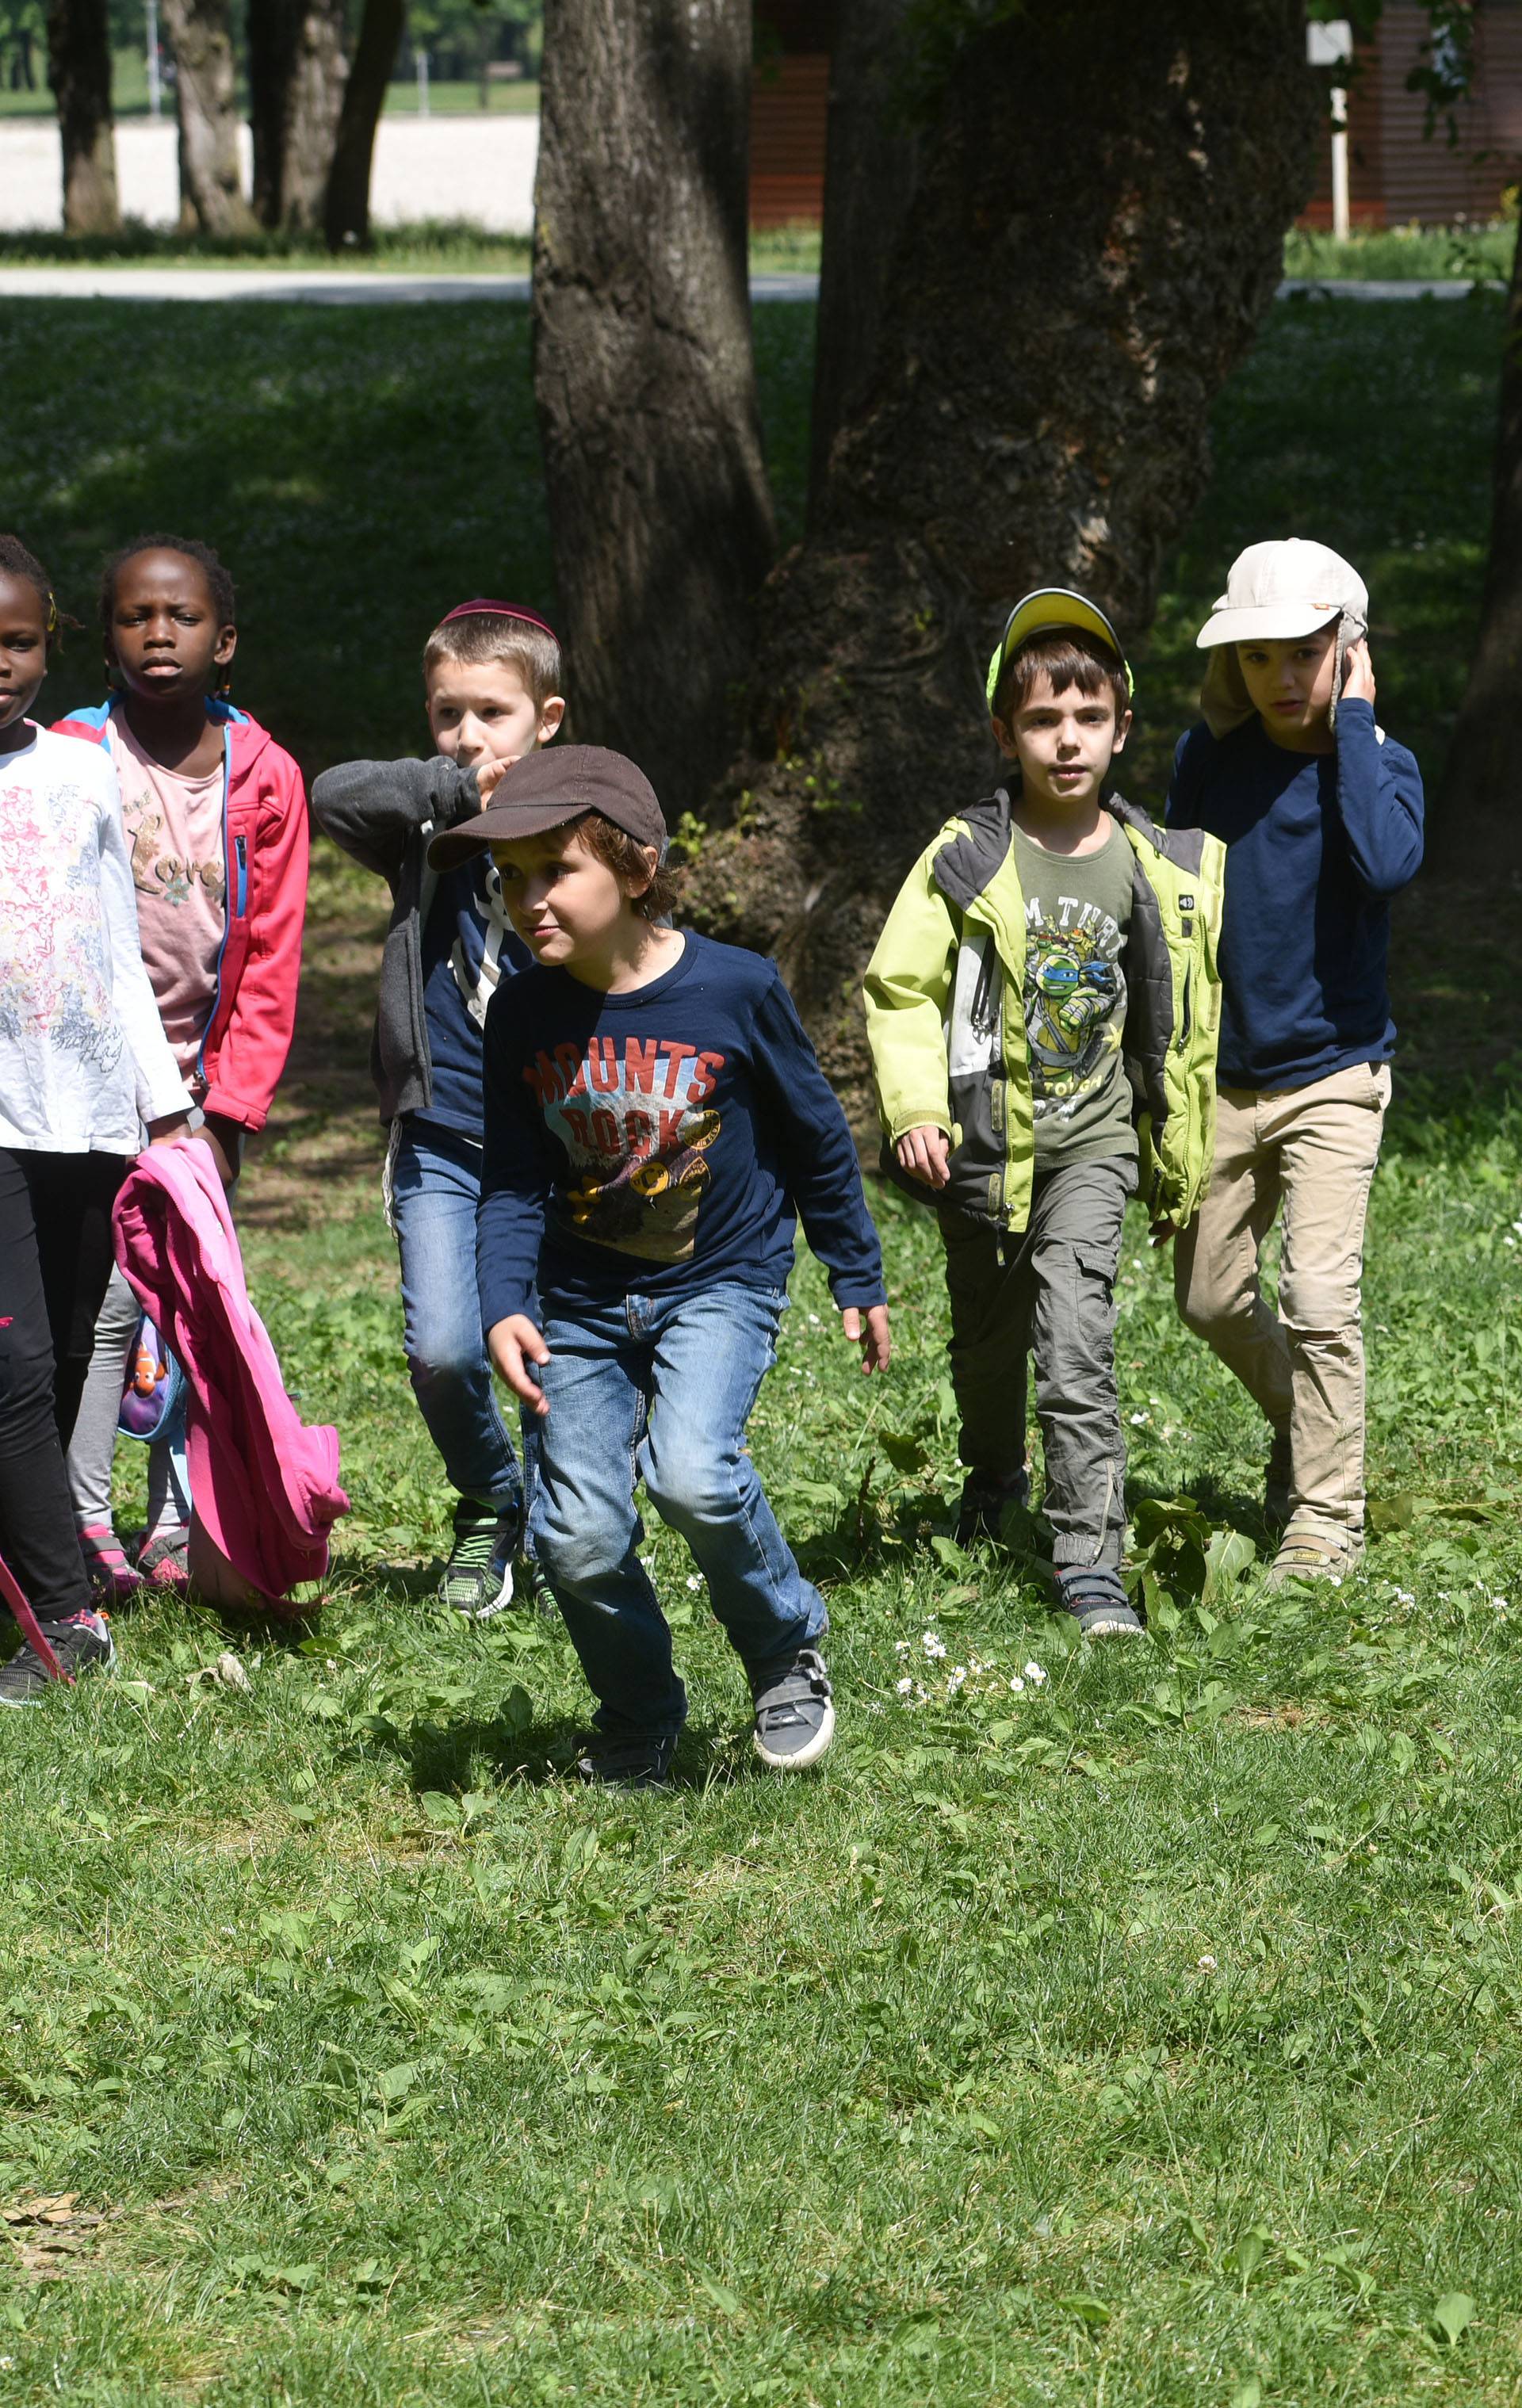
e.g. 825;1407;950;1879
1167;539;1424;1582
866;591;1225;1638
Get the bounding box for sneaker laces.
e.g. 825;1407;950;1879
447;1504;507;1573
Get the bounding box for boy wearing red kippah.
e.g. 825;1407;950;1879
312;605;564;1616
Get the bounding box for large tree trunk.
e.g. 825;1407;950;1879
1437;218;1522;868
324;0;405;249
808;0;919;518
683;0;1319;1116
161;0;257;236
532;0;777;816
44;0;120;234
247;0;348;233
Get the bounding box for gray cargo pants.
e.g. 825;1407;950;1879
937;1155;1136;1567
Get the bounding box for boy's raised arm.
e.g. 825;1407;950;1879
311;755;480;884
1333;694;1424;900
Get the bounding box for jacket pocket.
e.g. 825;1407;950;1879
233;834;248;918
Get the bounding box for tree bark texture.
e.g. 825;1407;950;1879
683;0;1319;1114
533;0;777;817
44;0;120;234
324;0;404;248
808;0;919;519
161;0;256;235
247;0;348;233
1437;219;1522;867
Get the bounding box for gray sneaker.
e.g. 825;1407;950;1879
751;1648;836;1770
0;1607;117;1706
573;1731;676;1788
1054;1565;1145;1640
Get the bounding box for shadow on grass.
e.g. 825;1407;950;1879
367;1703;750;1795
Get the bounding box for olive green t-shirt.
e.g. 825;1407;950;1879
1010;818;1137;1168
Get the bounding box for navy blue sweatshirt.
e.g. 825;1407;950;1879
476;931;885;1328
1166;698;1423;1090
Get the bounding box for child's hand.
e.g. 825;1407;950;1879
843;1303;891;1374
488;1314;551;1416
1149;1218;1177;1249
190;1111;242;1189
1341;637;1376;709
475;757;518;806
895;1126;951;1189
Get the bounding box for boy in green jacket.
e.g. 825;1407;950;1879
864;591;1225;1637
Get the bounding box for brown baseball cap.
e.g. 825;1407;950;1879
426;744;666;871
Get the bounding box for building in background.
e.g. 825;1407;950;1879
749;0;1522;233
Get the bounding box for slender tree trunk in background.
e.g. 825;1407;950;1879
160;0;256;235
1437;219;1522;867
533;0;777;816
247;0;347;232
324;0;405;248
44;0;120;234
682;0;1319;1113
808;0;919;519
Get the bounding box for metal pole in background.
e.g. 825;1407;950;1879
416;49;429;117
1306;19;1355;241
1330;83;1350;242
147;0;162;117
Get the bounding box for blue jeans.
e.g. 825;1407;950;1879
392;1119;530;1526
530;1282;826;1741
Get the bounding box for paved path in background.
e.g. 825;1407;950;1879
0;267;1488;304
0;116;539;233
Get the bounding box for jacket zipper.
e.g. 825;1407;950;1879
234;835;247;917
195;720;235;1084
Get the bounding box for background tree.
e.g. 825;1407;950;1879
532;0;776;815
323;0;404;248
247;0;347;232
44;0;120;231
160;0;256;233
675;0;1321;1110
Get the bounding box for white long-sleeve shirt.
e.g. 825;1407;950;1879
0;724;191;1153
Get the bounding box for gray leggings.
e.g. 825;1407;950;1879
67;1262;191;1535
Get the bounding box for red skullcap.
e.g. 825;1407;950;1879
440;598;560;646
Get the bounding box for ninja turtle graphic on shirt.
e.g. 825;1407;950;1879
1022;890;1127;1122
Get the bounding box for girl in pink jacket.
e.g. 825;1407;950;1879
55;534;309;1598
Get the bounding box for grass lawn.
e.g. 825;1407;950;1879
0;293;1520;2401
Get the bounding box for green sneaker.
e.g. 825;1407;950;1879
439;1498;520;1620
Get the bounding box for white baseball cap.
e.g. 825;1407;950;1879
1195;539;1367;649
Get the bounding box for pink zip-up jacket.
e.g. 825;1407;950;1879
113;1143;349;1607
53;698;309;1133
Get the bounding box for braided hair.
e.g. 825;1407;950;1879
0;533;61;653
100;533;236;632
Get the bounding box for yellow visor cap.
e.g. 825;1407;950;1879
986;587;1133;711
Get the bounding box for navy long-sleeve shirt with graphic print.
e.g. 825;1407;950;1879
1165;698;1423;1091
476;931;886;1329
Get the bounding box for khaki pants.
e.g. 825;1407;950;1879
1173;1063;1390;1539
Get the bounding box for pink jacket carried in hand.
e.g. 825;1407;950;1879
113;1145;349;1611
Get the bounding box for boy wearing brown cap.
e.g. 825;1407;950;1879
312;603;564;1619
430;746;891;1786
